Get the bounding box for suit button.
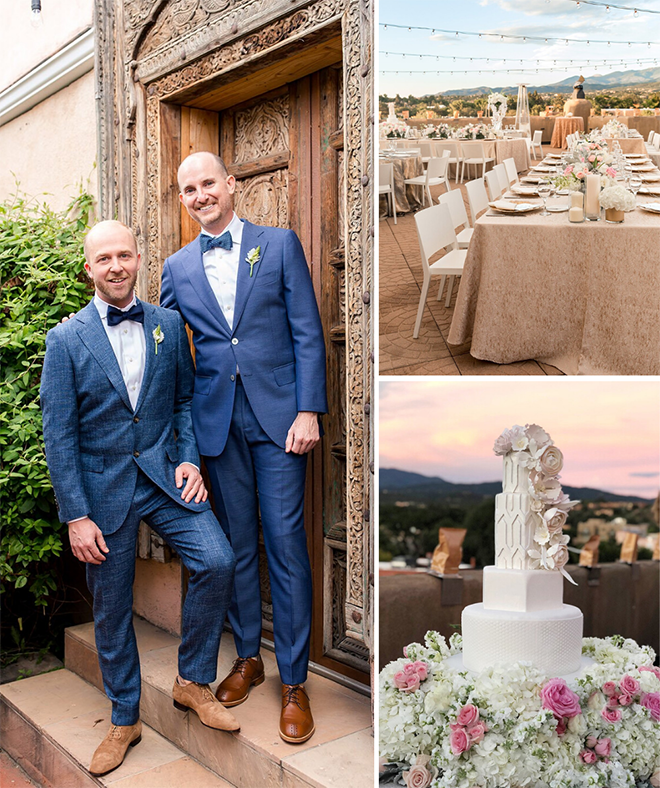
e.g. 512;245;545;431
230;374;235;381
133;450;140;458
231;338;238;345
133;417;139;423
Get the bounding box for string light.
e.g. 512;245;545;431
567;0;660;12
378;50;660;68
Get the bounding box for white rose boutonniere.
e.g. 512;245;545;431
246;246;261;277
152;324;164;355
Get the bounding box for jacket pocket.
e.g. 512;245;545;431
194;375;212;396
273;361;295;387
255;271;279;287
166;445;178;464
80;453;104;473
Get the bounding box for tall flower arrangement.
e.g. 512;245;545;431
553;141;618;192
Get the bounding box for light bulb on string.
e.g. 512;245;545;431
30;0;43;27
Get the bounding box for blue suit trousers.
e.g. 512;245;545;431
86;471;235;725
203;380;312;685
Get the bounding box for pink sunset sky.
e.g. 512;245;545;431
379;380;660;500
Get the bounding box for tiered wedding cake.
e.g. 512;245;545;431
461;424;583;676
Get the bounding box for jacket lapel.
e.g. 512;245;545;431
233;221;268;332
135;301;158;414
75;301;132;411
182;236;232;336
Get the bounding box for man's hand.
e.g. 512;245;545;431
68;517;109;564
175;463;208;503
285;412;320;454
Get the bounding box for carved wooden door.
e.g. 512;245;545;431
177;65;368;684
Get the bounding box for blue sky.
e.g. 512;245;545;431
378;0;660;98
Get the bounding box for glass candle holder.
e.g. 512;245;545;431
568;190;585;223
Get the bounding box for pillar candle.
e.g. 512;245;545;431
585;174;601;217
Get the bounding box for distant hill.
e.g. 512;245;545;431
434;66;660;97
380;468;653;505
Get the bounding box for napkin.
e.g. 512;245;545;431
639;202;660;212
491;200;534;212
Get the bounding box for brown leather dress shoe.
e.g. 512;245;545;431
216;655;265;707
89;720;142;776
279;684;315;744
172;679;240;731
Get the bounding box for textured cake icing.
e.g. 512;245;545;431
461;424;584;676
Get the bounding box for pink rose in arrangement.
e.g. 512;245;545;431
640;666;660;680
468;721;488;744
606;167;617;177
620;675;640;696
456;704;480;727
403;755;436;788
556;717;567;736
595;738;611;758
580;749;597;764
577;171;585;179
602;706;622;723
393;670;420;692
618;694;633;707
541;678;582;720
493;429;512;455
641;692;660;721
588;154;596;162
543;508;567;534
651;768;660;788
450;727;471;755
606;695;620;708
413;661;428;681
564;165;574;175
602;681;617;697
540;445;564;476
586;735;598;749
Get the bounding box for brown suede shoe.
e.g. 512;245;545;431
279;684;315;744
89;720;142;776
172;679;241;731
215;656;265;707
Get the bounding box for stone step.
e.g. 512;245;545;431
0;668;234;788
64;618;374;788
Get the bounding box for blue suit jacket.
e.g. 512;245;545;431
160;221;327;456
40;300;210;534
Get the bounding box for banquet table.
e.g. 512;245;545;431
551;117;585;149
480;139;530;173
447;200;660;375
604;137;647;155
379;152;424;215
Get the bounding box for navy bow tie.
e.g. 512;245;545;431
200;231;233;254
107;302;144;327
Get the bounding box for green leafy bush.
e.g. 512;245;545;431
0;189;94;606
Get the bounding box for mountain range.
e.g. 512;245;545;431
433;66;660;97
380;468;653;505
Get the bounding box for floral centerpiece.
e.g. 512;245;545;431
487;93;508;133
380;119;411;139
601;119;629;139
553;141;618;192
380;633;660;788
422;124;451;139
493;424;578;582
599;184;637;222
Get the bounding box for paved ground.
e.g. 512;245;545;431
0;751;39;788
378;144;565;376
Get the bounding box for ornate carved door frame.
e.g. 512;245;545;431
95;0;373;683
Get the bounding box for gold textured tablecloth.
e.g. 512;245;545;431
455;139;531;173
447;207;660;374
604;137;647;155
379;154;424;215
551;117;585;149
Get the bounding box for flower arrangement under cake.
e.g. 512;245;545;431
379;424;660;788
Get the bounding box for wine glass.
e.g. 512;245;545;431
630;175;643;199
538;181;553;216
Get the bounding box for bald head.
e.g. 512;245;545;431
83;221;141;309
84;221;138;263
177;152;229;188
178;152;236;235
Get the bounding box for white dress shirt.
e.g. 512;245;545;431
201;212;244;330
94;293;146;410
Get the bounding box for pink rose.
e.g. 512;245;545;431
607;695;620;708
586;735;598;749
618;694;632;706
620;675;640;696
640;666;660;680
450;727;471;755
393;670;420;692
580;749;597;764
651;768;660;787
564;165;574;175
543;507;567;534
456;704;480;727
403;646;408;657
641;692;660;721
602;681;617;697
606;167;617;177
467;721;488;744
556;717;567;736
540;446;564;476
541;678;582;719
601;706;622;723
404;756;436;788
588;155;596;163
595;738;611;757
493;429;512;455
577;172;585;179
412;661;428;681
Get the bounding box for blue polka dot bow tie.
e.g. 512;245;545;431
200;231;233;254
107;302;144;327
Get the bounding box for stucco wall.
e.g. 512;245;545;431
0;72;98;211
0;0;93;90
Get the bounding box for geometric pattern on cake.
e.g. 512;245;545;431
494;456;541;570
462;603;583;676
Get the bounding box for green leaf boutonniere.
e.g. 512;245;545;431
152;324;164;355
246;246;261;277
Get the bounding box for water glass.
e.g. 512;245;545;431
538;182;552;216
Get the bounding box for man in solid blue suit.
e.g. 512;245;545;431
160;152;327;743
41;221;241;777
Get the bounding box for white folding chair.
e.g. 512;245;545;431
404;154;451;208
493;163;509;194
379;161;397;225
460;142;495;182
418;142;434;165
503;157;519;187
437;189;473;249
465;178;489;225
530;130;543;159
484;169;502;201
413;203;467;337
647;130;655;143
433;141;462;183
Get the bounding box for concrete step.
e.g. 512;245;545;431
64;618;374;788
0;668;234;788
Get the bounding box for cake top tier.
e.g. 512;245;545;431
493;424;580;582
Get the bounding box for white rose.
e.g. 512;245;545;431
568;713;586;735
539;446;564;476
588;691;604;710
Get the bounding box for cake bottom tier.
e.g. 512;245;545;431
462;603;584;676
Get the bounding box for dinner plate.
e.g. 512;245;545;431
624;154;646;159
639;187;660;195
546;203;569;212
638;203;660;214
641;174;660;181
521;176;545;183
488;200;540;213
632;165;655;171
555;189;570;196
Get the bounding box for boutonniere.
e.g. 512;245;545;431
152;325;164;355
246;246;261;277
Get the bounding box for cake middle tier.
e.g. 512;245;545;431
483;566;564;612
462;602;583;676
